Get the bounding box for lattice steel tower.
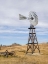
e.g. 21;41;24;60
26;25;40;53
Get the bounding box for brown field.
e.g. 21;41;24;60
0;43;48;64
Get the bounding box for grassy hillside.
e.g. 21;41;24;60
0;43;48;64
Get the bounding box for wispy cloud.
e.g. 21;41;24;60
0;30;28;33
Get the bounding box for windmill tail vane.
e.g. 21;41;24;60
19;14;27;20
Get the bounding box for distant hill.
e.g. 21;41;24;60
11;43;21;46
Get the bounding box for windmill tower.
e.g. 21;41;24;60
19;11;40;54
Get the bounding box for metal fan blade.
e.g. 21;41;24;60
29;11;38;26
19;14;27;20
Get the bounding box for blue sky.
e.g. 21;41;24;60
0;0;48;45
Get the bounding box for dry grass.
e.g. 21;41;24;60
0;43;48;64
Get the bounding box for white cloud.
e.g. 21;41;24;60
0;29;28;33
0;0;48;44
37;21;48;28
0;0;48;27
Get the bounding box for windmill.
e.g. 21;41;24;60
19;11;40;54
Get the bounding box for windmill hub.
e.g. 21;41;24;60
30;17;34;20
